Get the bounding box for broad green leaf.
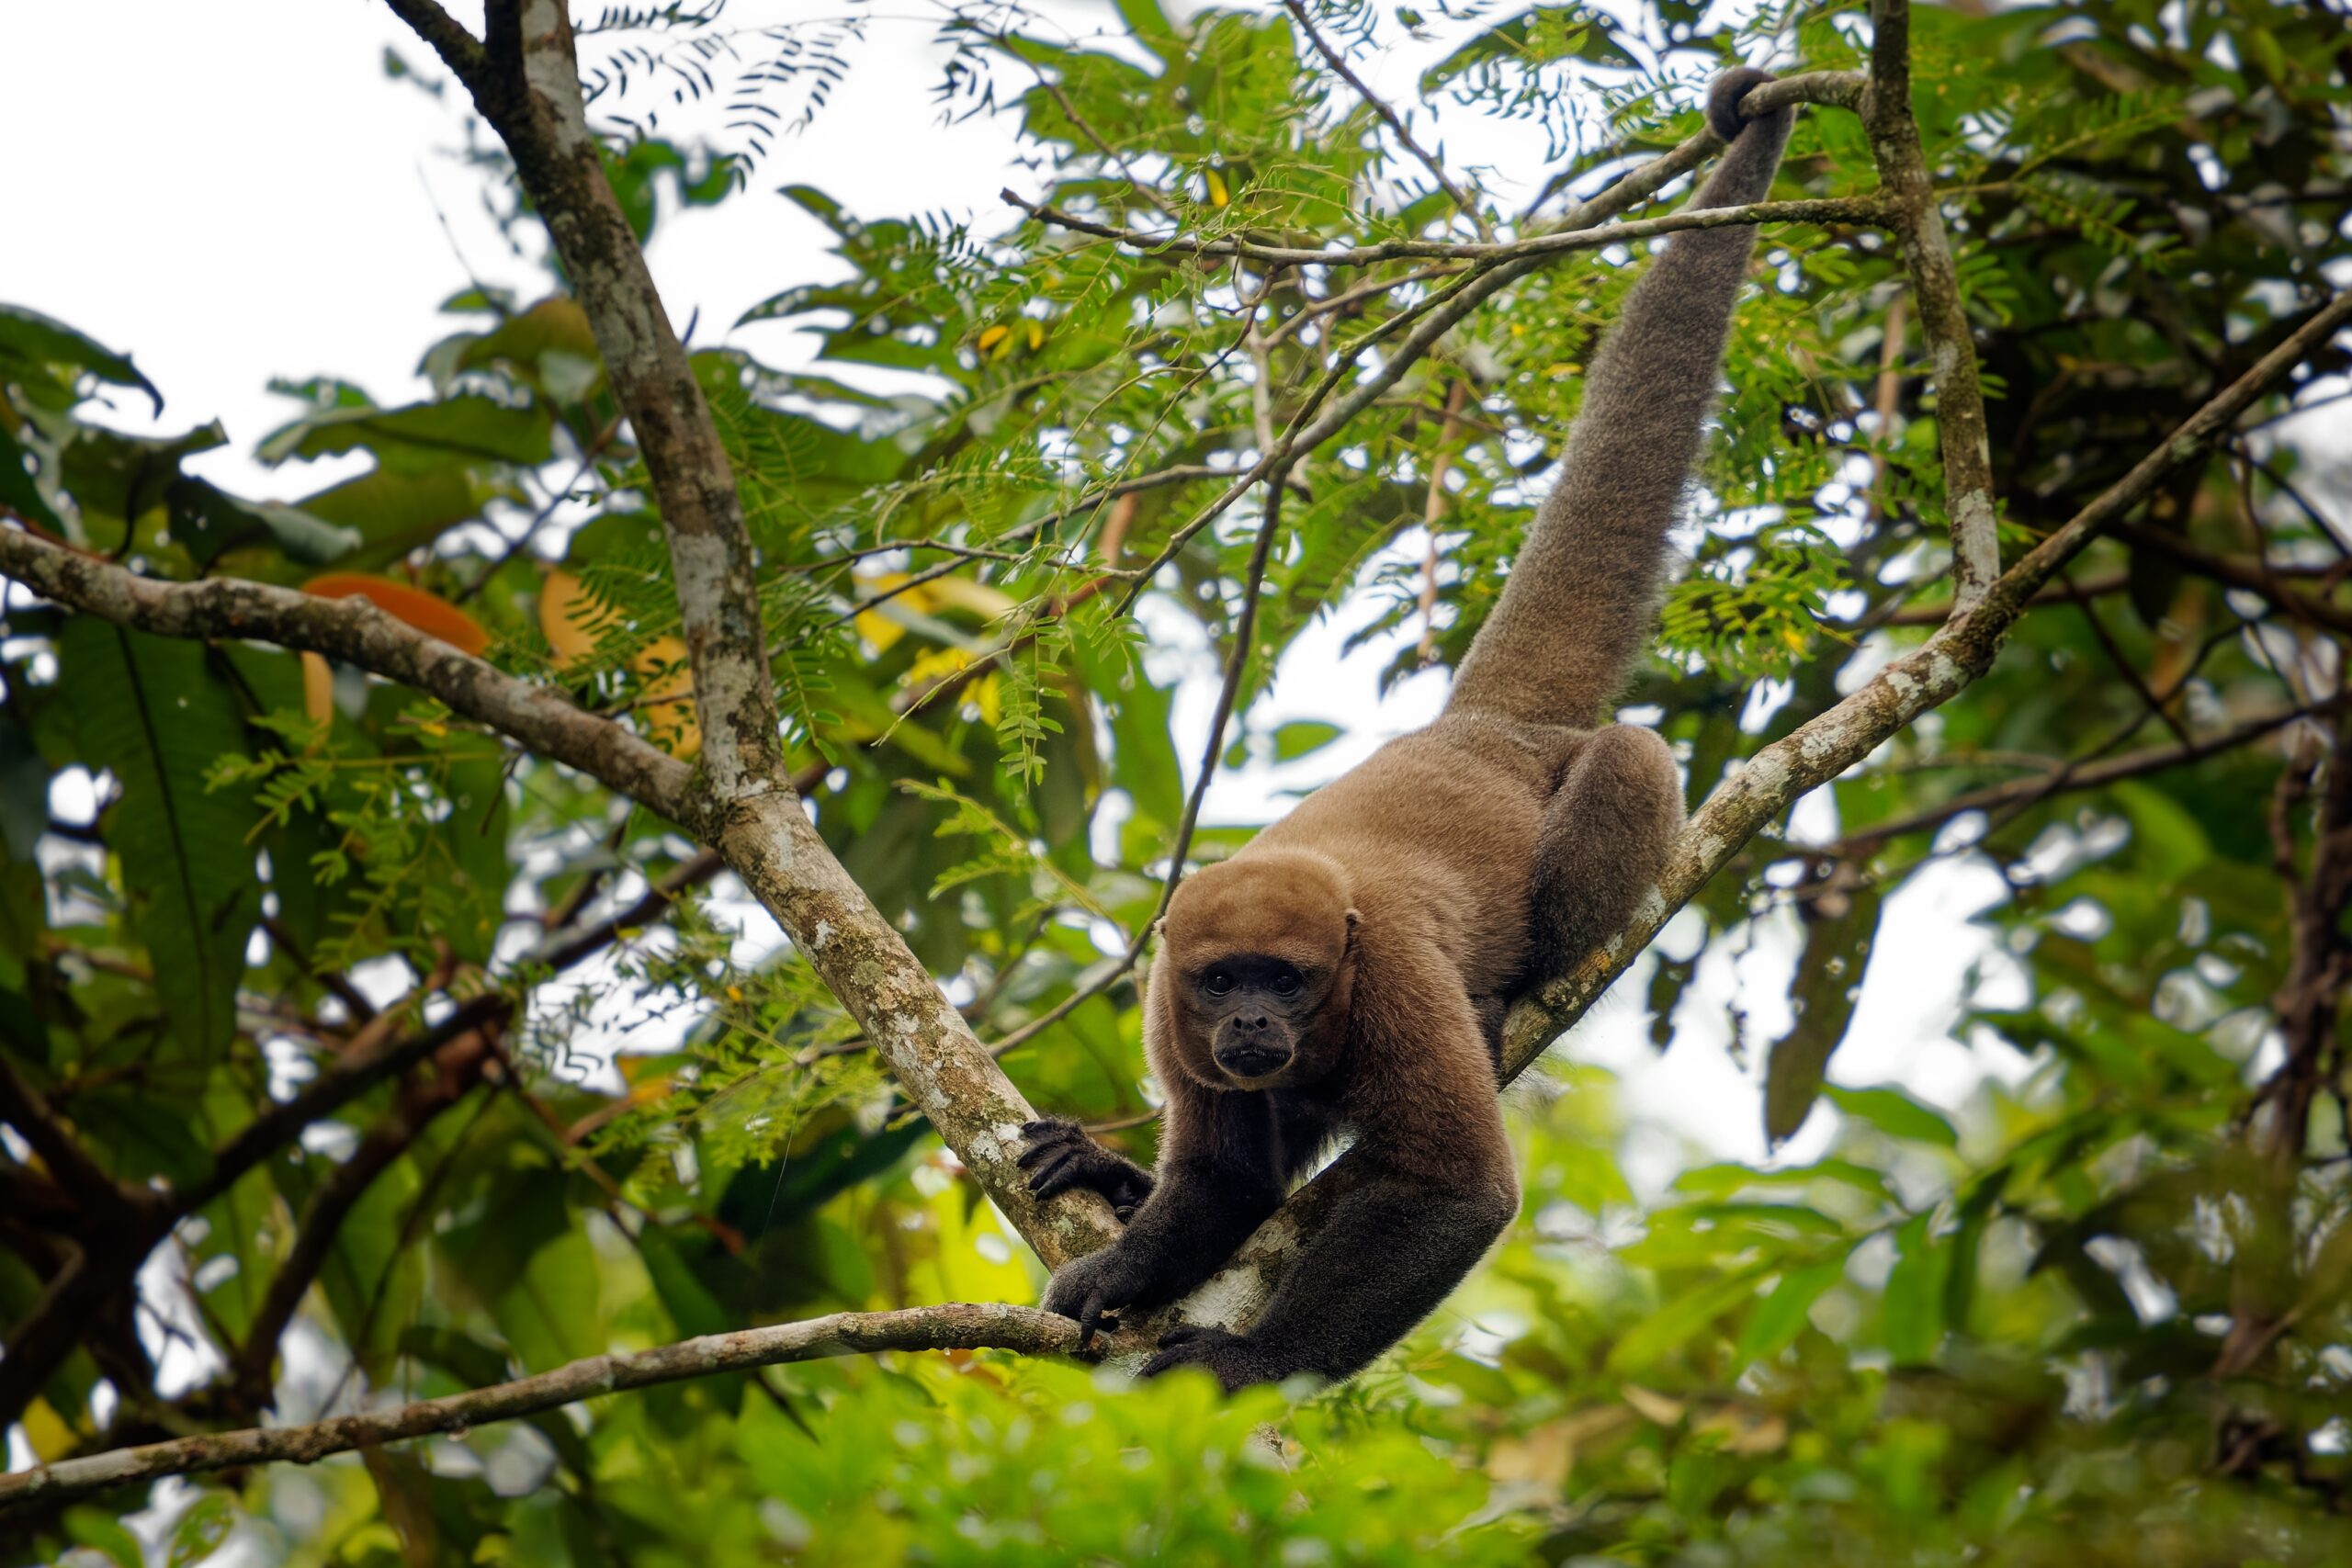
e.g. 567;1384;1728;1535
1766;883;1883;1145
1735;1257;1849;1369
1884;1213;1951;1364
0;302;162;412
1825;1085;1959;1149
1271;719;1344;761
258;392;554;470
61;621;256;1055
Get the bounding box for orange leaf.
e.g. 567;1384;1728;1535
302;573;489;656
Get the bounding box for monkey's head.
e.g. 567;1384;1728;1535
1156;849;1359;1090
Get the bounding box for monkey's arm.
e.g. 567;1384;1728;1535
1021;1116;1155;1220
1447;68;1798;732
1141;955;1518;1391
1038;1083;1282;1343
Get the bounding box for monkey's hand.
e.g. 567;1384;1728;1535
1040;1242;1159;1348
1020;1117;1154;1221
1138;1323;1286;1393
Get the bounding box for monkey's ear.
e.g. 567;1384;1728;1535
1343;908;1363;943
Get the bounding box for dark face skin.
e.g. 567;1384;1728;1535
1189;952;1331;1088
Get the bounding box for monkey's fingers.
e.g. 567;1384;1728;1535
1024;1150;1087;1200
1075;1292;1121;1349
1019;1116;1083;1151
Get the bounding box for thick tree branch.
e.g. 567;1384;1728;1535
377;0;1127;1268
0;528;692;818
1865;0;2001;613
0;1303;1097;1514
435;0;783;801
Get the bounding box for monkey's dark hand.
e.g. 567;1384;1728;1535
1040;1243;1156;1349
1020;1118;1154;1221
1138;1323;1284;1393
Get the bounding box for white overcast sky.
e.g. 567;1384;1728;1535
17;0;2301;1179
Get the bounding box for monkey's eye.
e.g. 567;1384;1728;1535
1272;972;1300;997
1204;970;1236;997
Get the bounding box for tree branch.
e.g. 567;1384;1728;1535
1281;0;1490;241
0;1303;1097;1514
379;0;487;89
1838;698;2343;855
0;528;693;819
188;993;513;1215
0;1055;158;1230
1865;0;2000;613
435;0;783;802
1007;191;1886;269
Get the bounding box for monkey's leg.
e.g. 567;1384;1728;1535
1040;1085;1282;1344
1523;725;1683;986
1140;1153;1517;1391
1020;1116;1154;1220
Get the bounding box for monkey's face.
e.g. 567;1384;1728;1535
1185;952;1336;1087
1159;852;1357;1091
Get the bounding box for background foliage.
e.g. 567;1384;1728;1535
4;0;2351;1562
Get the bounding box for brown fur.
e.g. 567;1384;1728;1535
1026;71;1798;1391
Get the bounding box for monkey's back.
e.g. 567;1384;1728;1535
1247;711;1578;998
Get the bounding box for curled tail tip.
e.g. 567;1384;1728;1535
1705;66;1788;142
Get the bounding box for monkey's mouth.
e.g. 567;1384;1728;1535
1214;1045;1292;1082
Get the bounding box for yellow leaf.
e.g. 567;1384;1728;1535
1204;168;1229;208
538;567;602;668
19;1398;77;1462
633;634;699;758
542;568;697;756
977;323;1011;353
1025;320;1046;351
921;575;1017;620
1622;1385;1688;1426
301;650;335;731
975;673;1002;728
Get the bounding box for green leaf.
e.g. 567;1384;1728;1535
1735;1257;1848;1369
299;461;497;561
166;1492;236;1568
63;1506;146;1568
1883;1213;1951;1364
1270;719;1344;761
1825;1085;1959;1149
166;475;360;566
0;302;162;413
257;392;554;470
1606;1267;1767;1374
1766;883;1883;1145
61;622;257;1055
0;422;64;530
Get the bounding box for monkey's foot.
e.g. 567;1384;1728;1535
1138;1323;1284;1393
1019;1117;1153;1220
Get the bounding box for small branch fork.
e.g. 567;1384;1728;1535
2;0;2346;1506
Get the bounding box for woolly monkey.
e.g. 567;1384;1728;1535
1022;68;1798;1391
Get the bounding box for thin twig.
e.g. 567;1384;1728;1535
1281;0;1492;241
